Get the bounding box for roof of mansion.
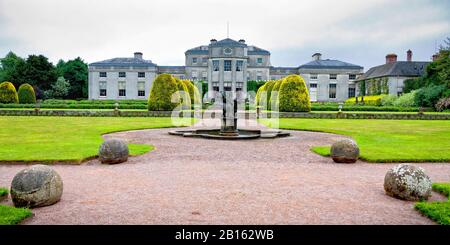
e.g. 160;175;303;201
356;61;429;81
299;59;363;70
89;57;157;68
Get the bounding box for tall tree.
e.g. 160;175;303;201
0;51;27;87
19;55;57;91
58;57;88;99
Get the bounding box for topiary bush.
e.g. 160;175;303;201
181;80;201;107
148;74;180;111
277;75;311;112
18;83;36;104
268;79;283;109
0;81;19;104
255;82;268;108
174;78;191;110
264;80;276;110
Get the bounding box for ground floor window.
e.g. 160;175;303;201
329;84;337;99
137;81;145;97
236;82;243;91
99;81;107;97
212;82;219;92
224;82;232;91
348;87;355;98
118;81;126;97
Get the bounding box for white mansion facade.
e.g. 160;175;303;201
88;38;363;102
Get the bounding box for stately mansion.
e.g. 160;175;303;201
88;38;364;102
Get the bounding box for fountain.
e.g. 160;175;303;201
168;91;290;140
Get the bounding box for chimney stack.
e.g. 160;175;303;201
386;53;397;64
134;52;143;59
238;39;246;44
312;53;322;61
210;39;217;44
407;49;412;62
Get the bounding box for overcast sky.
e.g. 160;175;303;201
0;0;449;70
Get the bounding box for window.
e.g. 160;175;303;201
257;58;263;64
192;57;197;64
236;82;243;91
202;57;208;64
192;71;198;80
99;72;107;78
349;74;356;80
118;81;126;97
119;72;126;78
330;74;337;80
202;71;207;81
213;60;220;71
224;60;232;71
348;87;356;98
138;72;145;78
99;81;107;97
329;84;337;99
310;74;318;80
137;82;145;97
212;82;219;91
257;76;262;81
224;82;232;91
310;83;317;88
236;60;243;71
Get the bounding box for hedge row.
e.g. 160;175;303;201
345;95;386;106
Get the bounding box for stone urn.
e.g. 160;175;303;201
330;139;360;163
11;165;63;208
99;138;129;164
384;164;432;201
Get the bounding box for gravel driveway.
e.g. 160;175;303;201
0;119;448;224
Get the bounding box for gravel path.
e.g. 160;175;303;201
0;119;449;224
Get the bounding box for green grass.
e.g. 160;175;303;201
415;183;450;225
261;118;450;162
129;144;154;156
0;187;8;197
0;205;32;225
0;116;193;163
311;146;330;157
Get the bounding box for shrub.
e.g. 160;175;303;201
278;75;311;112
381;94;397;106
435;97;450;112
345;95;385;106
415;84;446;108
269;79;283;109
181;80;201;107
0;81;19;103
255;82;268;108
264;80;276;110
148;74;180;111
174;78;191;110
393;91;417;107
18;83;36;104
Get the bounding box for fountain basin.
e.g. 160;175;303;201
168;129;290;140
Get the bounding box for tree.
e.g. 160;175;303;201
278;75;311;112
0;52;26;87
20;55;58;91
56;57;88;99
47;76;70;99
148;74;179;111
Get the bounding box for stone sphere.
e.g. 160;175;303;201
99;138;129;164
11;165;63;208
384;164;432;201
330;139;360;163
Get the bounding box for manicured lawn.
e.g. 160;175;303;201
0;116;193;163
0;205;32;225
415;183;450;225
261;118;450;162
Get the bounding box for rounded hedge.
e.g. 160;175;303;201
174;78;191;110
269;79;283;109
148;74;180;111
264;80;276;110
255;82;268;108
181;80;201;107
0;81;19;104
18;83;36;104
278;75;311;112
